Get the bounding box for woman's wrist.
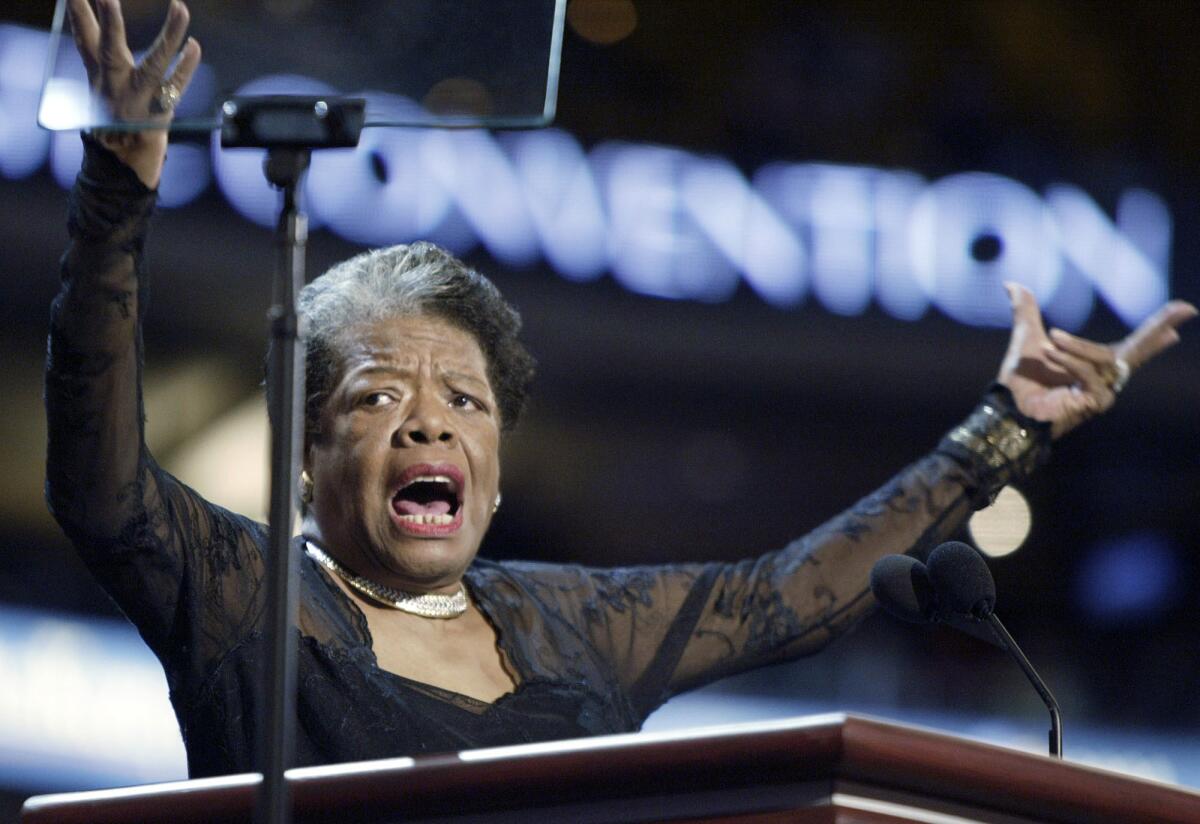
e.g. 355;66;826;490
937;383;1052;509
70;133;158;248
87;128;168;190
80;131;160;191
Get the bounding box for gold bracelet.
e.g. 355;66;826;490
942;394;1049;507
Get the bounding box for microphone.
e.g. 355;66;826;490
869;553;1001;647
869;554;937;623
926;541;995;618
924;542;1063;759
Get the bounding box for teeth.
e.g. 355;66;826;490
402;475;459;490
396;513;455;525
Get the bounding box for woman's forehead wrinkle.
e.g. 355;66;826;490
340;345;487;385
331;317;493;395
336;349;416;385
439;366;493;395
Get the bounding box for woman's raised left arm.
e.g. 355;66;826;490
661;286;1197;694
544;286;1194;718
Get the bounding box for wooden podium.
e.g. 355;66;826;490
21;714;1200;823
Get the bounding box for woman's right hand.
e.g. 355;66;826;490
67;0;202;188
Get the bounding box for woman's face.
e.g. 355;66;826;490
303;313;501;593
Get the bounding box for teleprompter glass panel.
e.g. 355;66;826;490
39;0;565;132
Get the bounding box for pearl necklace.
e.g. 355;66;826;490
304;542;468;619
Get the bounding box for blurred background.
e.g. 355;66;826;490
1;0;1198;819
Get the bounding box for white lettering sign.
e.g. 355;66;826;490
1;24;1173;331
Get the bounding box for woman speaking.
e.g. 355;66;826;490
46;0;1196;778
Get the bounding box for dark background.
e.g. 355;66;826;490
1;0;1198;819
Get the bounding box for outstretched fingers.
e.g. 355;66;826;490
96;0;132;72
1042;344;1111;400
1005;281;1049;338
998;280;1067;383
1044;300;1196;401
1118;300;1198;370
996;286;1193;438
1048;328;1112;364
139;0;191;85
67;0;101;74
168;36;202;98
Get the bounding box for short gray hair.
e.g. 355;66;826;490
296;242;535;444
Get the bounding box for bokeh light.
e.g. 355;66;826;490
969;486;1032;558
567;0;637;45
1074;532;1183;625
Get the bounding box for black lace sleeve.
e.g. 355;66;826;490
44;136;267;703
513;386;1051;721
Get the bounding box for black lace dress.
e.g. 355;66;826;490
44;137;1050;778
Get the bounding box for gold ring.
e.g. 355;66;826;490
1109;357;1131;394
155;82;182;114
1101;357;1130;394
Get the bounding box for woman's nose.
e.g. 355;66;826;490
395;393;456;446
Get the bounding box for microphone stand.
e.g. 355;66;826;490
220;96;365;824
984;613;1063;759
259;145;307;824
873;548;1064;760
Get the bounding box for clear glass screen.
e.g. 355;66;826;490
38;0;565;132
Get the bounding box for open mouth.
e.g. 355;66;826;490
391;464;463;530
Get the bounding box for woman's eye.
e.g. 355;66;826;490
450;393;482;411
362;392;395;407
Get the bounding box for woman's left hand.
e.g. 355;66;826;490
997;282;1197;439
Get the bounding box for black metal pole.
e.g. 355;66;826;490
257;147;310;824
986;613;1063;759
221;96;362;824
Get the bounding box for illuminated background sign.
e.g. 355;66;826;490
2;24;1175;332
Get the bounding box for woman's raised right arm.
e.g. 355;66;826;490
46;0;199;540
46;133;159;541
43;4;270;674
